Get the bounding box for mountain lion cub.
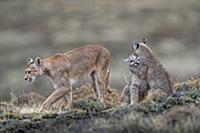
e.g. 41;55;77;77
123;38;173;104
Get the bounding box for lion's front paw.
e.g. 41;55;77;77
99;97;104;103
39;101;50;112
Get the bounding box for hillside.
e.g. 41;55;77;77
1;79;200;133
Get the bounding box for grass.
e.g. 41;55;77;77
1;79;200;133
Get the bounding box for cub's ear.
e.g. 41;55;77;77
123;58;129;64
27;57;34;65
142;37;147;44
35;57;42;66
132;41;139;52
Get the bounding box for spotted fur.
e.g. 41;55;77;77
123;38;173;104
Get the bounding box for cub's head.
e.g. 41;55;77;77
123;54;141;68
24;57;43;83
132;38;153;57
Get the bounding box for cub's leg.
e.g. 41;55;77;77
138;80;149;102
90;71;101;101
129;74;141;105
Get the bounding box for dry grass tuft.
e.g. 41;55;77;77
175;79;200;91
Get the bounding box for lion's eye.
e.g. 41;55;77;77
130;60;134;63
130;60;135;65
28;71;31;74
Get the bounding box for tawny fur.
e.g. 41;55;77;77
24;45;110;112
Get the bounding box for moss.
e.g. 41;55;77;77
42;113;58;119
73;98;105;112
186;90;200;100
0;112;22;120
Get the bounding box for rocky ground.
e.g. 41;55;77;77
1;79;200;133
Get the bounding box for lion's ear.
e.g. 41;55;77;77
27;57;34;65
132;41;140;52
35;57;42;66
142;37;147;44
123;58;130;64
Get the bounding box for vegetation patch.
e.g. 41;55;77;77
1;79;200;133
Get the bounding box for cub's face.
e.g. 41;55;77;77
24;57;43;83
123;54;141;68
